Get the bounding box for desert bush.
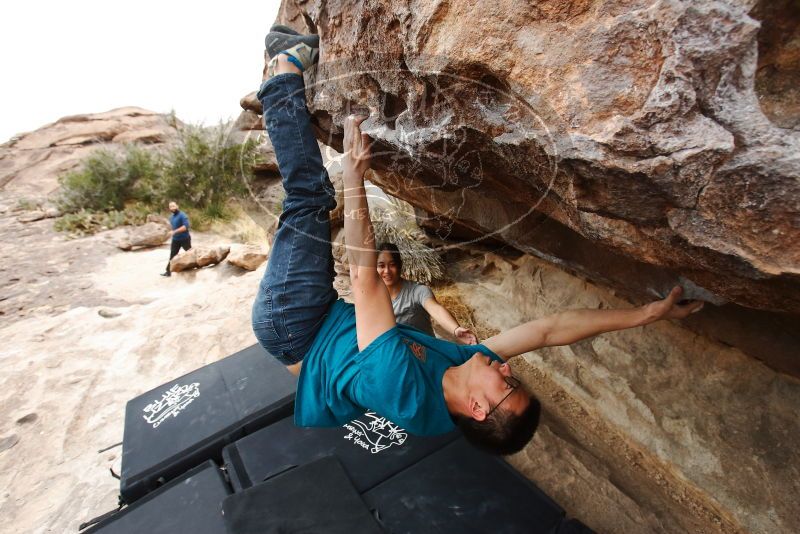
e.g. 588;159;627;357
57;145;159;213
159;125;259;221
54;122;260;235
15;197;42;211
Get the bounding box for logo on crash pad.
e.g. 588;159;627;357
142;382;200;429
342;411;407;454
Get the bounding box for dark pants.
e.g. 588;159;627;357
166;238;192;273
251;73;338;365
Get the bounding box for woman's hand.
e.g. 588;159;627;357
454;326;479;345
342;115;372;179
642;286;704;324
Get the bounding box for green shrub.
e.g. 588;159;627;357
159;125;259;218
56;145;160;213
54;122;261;236
15;197;41;211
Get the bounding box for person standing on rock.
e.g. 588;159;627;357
161;201;191;277
252;26;704;454
377;242;478;343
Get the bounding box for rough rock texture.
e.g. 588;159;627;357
169;246;230;272
274;0;800;315
229;96;277;175
16;207;60;223
443;248;799;534
240;91;263;115
117;221;172;251
169;245;231;273
196;245;231;268
0;214;266;532
227;244;268;270
0;107;180;196
169;248;197;272
260;3;800;532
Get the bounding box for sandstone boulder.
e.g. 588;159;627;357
169;248;197;272
167;245;231;272
444;249;800;534
112;128;170;144
117;221;171;251
268;5;800;532
277;0;800;313
252;135;279;173
240;91;263;115
195;245;230;267
227;244;268;270
224;127;278;175
232;110;263;131
17;211;46;223
252;178;284;238
0;107;179;196
17;206;63;223
10;107;174;150
146;214;170;226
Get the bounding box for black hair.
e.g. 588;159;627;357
377;242;403;271
454;395;541;455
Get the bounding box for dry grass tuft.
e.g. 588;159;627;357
209;203;267;244
432;284;500;341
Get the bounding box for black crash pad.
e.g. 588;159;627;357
120;344;296;503
222;456;383;534
223;411;459;493
363;438;565;534
554;519;596;533
84;460;230;533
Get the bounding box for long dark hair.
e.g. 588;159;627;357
377;242;403;272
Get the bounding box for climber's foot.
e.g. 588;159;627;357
262;31;319;80
265;31;319;63
270;24;300;35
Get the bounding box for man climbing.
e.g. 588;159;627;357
161;201;191;277
252;26;704;455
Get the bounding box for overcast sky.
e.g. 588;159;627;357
0;1;281;142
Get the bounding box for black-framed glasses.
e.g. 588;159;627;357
486;375;521;417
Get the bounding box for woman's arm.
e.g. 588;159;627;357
483;286;703;360
422;297;478;344
342;116;396;350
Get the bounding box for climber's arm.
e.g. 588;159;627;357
483;286;703;359
422;297;478;344
343;115;396;350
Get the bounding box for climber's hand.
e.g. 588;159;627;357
643;286;704;323
343;115;372;178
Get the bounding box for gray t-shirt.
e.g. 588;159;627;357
391;280;435;335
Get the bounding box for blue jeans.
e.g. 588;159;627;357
251;73;338;365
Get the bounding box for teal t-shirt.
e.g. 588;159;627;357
295;299;502;435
